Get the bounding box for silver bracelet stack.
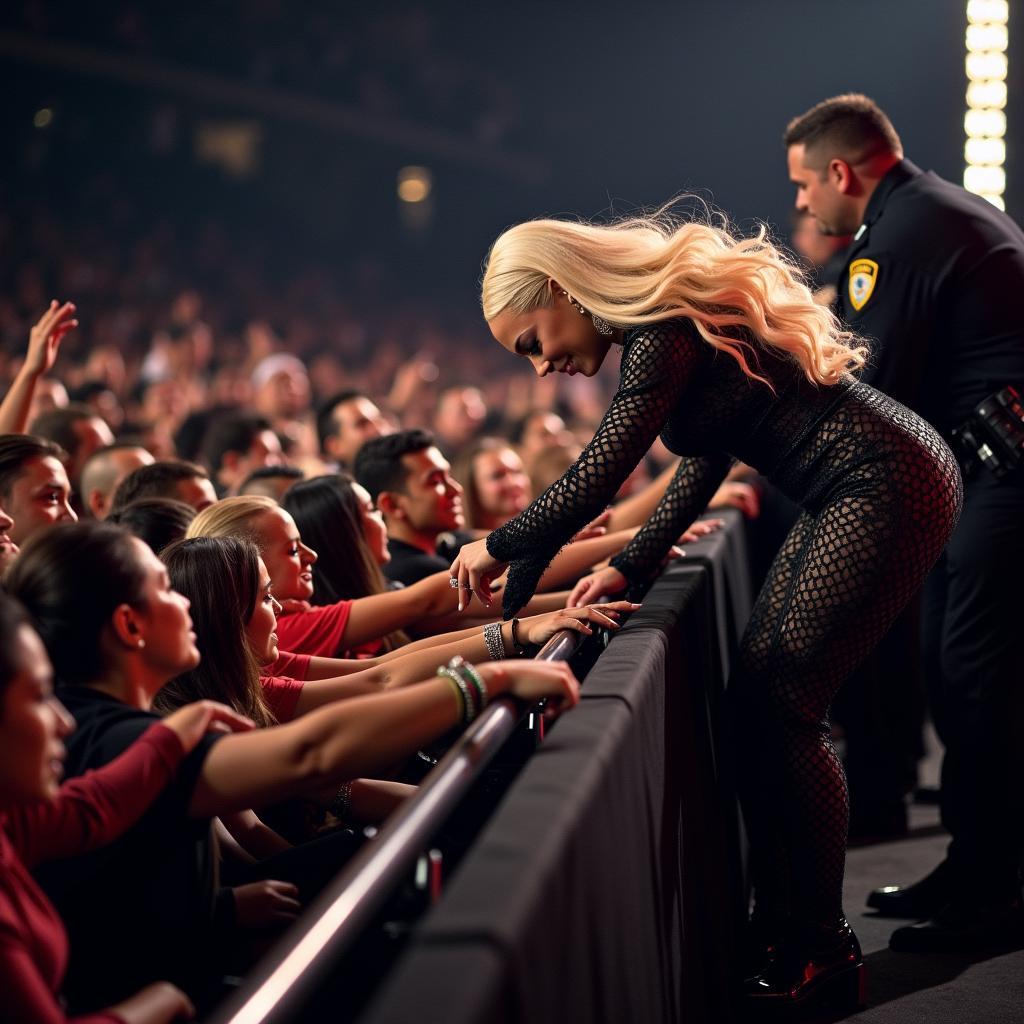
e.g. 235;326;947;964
483;621;506;661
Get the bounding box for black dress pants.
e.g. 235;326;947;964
922;468;1024;896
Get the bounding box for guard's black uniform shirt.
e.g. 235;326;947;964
836;159;1024;438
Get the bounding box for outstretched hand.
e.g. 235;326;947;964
567;566;629;608
449;537;508;612
520;600;642;645
25;300;78;377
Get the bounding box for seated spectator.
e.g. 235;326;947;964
29;404;115;508
512;409;575;466
238;464;305;501
0;435;77;545
0;588;251;1023
252;354;315;457
316;389;392;469
433;385;487;457
8;521;578;1009
108;497;196;555
111;460;218;514
452;438;531;531
26;378;70;424
68;380;125;433
200;411;284;496
282;474;408;653
354;429;473;586
79;443;155;519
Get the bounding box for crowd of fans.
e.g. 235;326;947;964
0;278;761;1021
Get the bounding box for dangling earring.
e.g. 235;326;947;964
563;291;615;336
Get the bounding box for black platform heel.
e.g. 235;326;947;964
743;918;865;1017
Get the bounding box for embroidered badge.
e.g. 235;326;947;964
848;258;878;311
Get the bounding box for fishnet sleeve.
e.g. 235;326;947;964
487;320;703;616
609;453;733;586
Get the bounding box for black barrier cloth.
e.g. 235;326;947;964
359;520;752;1024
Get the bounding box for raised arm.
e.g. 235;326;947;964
458;320;706;616
0;302;78;435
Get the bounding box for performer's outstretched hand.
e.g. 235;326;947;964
449;537;508;612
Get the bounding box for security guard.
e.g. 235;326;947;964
785;93;1024;952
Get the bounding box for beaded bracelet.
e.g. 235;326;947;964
447;655;488;713
483;621;506;660
437;665;477;724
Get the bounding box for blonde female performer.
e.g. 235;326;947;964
450;211;962;1013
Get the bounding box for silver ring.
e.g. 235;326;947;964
449;577;460;589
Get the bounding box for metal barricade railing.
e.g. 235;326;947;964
209;627;585;1024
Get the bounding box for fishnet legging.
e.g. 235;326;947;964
487;320;962;928
733;386;962;929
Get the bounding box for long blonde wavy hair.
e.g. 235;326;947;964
481;208;867;386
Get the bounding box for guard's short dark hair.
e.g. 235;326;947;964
28;403;100;455
111;459;210;512
200;412;273;474
354;428;436;502
0;434;68;498
784;93;902;170
316;389;369;451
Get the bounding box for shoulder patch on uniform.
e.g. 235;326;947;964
848;258;879;311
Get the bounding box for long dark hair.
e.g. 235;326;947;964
156;536;275;726
6;522;148;686
282;474;407;651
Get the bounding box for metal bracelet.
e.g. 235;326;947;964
448;656;488;713
483;621;506;661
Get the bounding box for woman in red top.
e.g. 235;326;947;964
0;591;252;1023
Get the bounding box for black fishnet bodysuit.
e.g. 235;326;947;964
487;319;962;928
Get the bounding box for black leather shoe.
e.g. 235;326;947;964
866;858;952;918
889;897;1024;953
745;919;865;1016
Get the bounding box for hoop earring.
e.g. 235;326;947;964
563;291;615;336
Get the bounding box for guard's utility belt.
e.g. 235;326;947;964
950;385;1024;480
